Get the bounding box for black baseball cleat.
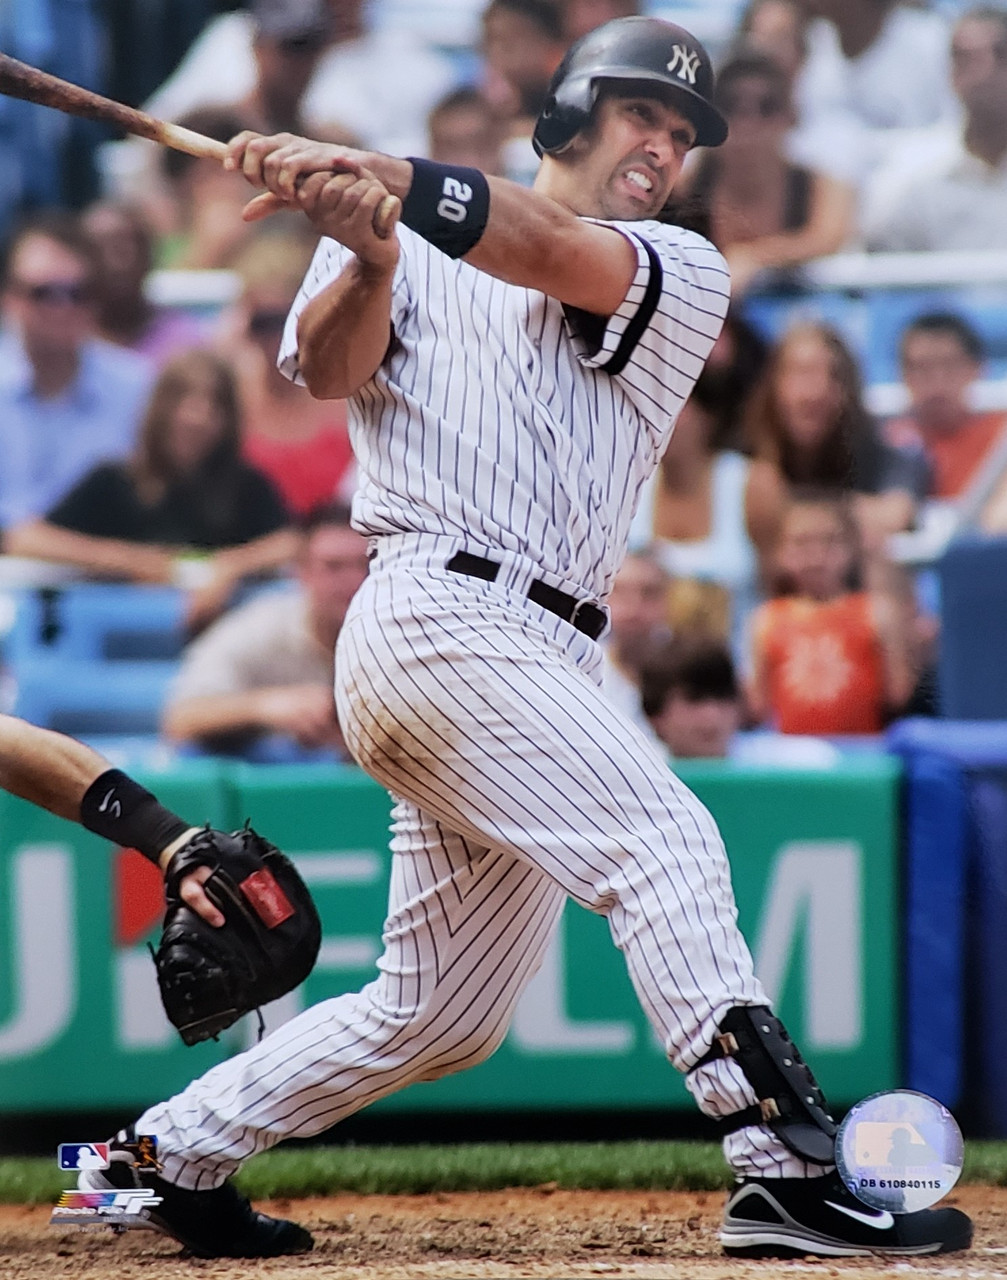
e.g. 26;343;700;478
78;1132;313;1258
720;1170;972;1258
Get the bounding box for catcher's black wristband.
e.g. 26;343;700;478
400;158;489;258
80;769;190;866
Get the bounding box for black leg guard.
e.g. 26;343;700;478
690;1006;836;1165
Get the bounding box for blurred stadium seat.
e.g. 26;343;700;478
938;537;1007;720
6;584;187;664
10;656;178;736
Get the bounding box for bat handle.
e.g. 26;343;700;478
375;194;401;240
160;122;228;161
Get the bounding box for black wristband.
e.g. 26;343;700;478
400;158;490;259
80;768;189;866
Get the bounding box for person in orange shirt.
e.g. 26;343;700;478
747;491;916;734
885;311;1006;501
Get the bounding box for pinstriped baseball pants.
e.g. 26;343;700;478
138;536;815;1189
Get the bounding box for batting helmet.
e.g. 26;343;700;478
533;16;728;157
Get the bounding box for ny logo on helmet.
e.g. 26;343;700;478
667;45;701;85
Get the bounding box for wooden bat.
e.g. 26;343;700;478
0;51;399;237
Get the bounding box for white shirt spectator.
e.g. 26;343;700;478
143;12;457;160
863;123;1007;252
789;7;957;187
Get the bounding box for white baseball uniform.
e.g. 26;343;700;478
137;218;813;1189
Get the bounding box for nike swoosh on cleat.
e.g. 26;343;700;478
825;1201;895;1230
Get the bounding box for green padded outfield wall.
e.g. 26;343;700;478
0;758;899;1112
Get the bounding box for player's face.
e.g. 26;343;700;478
564;93;697;221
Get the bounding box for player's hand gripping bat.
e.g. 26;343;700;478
0;52;399;237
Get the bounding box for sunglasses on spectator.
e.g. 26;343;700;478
248;310;289;336
276;34;326;55
10;279;93;305
720;93;786;118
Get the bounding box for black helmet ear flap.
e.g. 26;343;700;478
533;75;596;157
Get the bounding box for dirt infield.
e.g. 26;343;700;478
5;1186;1006;1278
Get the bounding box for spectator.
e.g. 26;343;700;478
0;212;154;531
81;200;206;362
734;0;809;90
633;364;782;657
481;0;567;186
641;632;840;764
561;0;639;43
141;0;457;161
161;502;369;761
0;0;106;240
428;88;506;175
789;0;956;187
601;548;673;733
864;7;1007;252
233;0;332;136
217;232;355;516
745;322;930;545
672;52;855;294
5;350;296;631
746;490;915;734
698;307;771;455
885;312;1007;506
157;107;276;269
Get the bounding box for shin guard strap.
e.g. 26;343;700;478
692;1006;837;1165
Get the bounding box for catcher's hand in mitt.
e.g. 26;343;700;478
154;825;321;1046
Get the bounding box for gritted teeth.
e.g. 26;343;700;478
625;169;654;192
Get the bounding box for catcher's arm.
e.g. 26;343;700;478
0;713;223;925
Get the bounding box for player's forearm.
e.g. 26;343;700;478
0;714;108;820
298;258;397;399
364;154;634;314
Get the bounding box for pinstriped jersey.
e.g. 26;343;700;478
279;220;730;599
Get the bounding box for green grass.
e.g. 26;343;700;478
6;1138;1007;1205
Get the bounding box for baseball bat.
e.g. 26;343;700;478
0;52;399;237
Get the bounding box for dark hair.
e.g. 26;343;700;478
900;311;985;364
745;322;872;489
770;487;863;595
714;51;791;111
960;6;1007;39
735;0;809;57
298;500;355;537
640;635;739;718
429;85;497;127
129;349;248;539
161;108;251;182
2;209;99;287
484;0;564;40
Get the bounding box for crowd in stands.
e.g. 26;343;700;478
0;0;1004;766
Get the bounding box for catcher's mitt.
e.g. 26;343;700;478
153;825;321;1046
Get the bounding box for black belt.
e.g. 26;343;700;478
446;551;607;641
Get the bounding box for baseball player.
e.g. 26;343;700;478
83;18;971;1261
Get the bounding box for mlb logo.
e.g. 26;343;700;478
57;1143;110;1171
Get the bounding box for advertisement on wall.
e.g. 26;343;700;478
0;759;899;1113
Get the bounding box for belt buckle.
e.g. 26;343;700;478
569;596;600;634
